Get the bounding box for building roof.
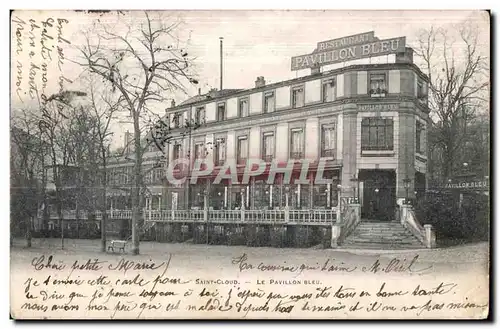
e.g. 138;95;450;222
179;89;243;106
170;62;428;112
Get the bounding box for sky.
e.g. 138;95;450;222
10;10;490;148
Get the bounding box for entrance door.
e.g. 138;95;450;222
359;170;396;221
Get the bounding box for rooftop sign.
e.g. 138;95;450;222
315;31;377;52
291;32;406;71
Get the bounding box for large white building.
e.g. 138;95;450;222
158;39;429;222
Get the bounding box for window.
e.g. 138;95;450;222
237;136;248;165
370;73;387;97
238;98;249;117
156;168;164;183
151;167;163;183
107;169;114;185
217;103;226;121
147;143;157;153
173;143;182;160
172;112;183;128
195;107;205;125
262;132;275;162
417;80;427;102
264;91;275;113
361;118;394;151
143;165;152;184
416;121;425;154
322;79;336;102
214;138;226;166
321;124;336;157
292;86;305;108
290;128;304;159
194;142;205;160
126;167;132;184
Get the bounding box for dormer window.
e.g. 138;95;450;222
217;103;226;121
238;98;249;118
322;79;336;102
195;107;205;125
292;86;305;108
263;91;275;113
172;112;183;128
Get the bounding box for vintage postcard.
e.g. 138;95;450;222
10;9;490;319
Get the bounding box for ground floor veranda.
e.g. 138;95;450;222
105;166;427;222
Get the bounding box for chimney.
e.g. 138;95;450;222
255;76;266;88
170;99;176;108
395;47;414;64
198;88;201;95
209;88;218;98
311;63;321;75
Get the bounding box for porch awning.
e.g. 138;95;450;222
146;186;163;195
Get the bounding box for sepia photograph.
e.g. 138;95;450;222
9;9;490;319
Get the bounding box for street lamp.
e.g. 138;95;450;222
240;188;246;209
350;174;359;203
403;176;411;204
285;185;290;208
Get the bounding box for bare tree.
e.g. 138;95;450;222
85;75;123;252
11;107;49;247
77;11;199;254
414;18;489;181
36;90;88;249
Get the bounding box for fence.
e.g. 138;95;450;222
94;208;338;225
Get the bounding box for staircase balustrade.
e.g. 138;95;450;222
400;204;436;248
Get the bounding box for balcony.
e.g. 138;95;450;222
214;158;225;167
321;149;336;158
289;152;304;160
261;154;273;163
370;88;387;98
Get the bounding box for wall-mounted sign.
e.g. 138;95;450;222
444;181;489;190
291;32;406;71
358;103;398;112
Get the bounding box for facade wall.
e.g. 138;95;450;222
141;63;430;211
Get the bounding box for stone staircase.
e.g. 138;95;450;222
341;220;426;250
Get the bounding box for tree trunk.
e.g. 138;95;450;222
101;155;107;252
55;183;65;249
443;147;454;181
76;198;80;239
131;111;143;255
26;216;32;248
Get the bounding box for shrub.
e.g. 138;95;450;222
414;192;489;241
